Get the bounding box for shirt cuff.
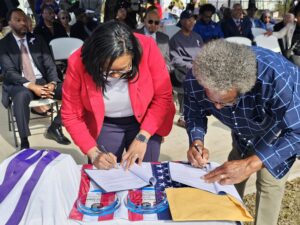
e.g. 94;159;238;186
254;142;293;179
188;128;205;145
23;82;31;88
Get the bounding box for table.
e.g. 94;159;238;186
0;151;239;225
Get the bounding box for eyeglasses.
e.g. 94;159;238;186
205;95;239;107
103;65;133;78
147;20;160;25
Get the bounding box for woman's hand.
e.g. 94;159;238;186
187;140;209;168
121;131;150;170
87;146;117;170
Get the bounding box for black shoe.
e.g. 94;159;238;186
20;138;30;150
45;125;71;145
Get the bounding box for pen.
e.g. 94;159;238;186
193;143;203;155
98;145;118;168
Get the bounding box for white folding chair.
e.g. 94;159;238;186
162;25;180;39
251;27;266;37
49;37;83;60
225;37;252;46
49;37;83;79
254;34;282;53
7;98;59;147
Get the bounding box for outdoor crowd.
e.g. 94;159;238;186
1;1;300;225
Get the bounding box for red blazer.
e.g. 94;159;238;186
62;33;176;154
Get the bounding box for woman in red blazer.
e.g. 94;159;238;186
62;21;175;170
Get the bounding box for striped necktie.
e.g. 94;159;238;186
236;19;242;34
20;39;36;83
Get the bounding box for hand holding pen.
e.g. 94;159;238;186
90;145;118;170
187;140;209;168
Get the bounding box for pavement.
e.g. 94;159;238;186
0;83;299;195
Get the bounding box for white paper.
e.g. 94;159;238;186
169;162;242;201
84;163;155;192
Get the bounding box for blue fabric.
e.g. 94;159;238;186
183;46;300;179
193;21;224;43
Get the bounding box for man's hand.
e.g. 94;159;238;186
27;83;45;97
41;83;56;98
203;155;264;185
187;140;209;168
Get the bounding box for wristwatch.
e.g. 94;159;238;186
135;133;149;143
50;81;57;89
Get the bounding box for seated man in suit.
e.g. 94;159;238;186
135;7;171;71
221;3;253;40
0;8;71;149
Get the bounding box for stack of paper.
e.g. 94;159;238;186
168;162;242;201
84;163;156;192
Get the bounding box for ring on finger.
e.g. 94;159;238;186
220;174;225;179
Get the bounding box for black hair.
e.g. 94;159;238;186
81;21;142;91
199;4;216;15
144;6;158;19
41;4;55;14
294;4;300;17
7;8;25;22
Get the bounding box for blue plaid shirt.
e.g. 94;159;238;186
184;47;300;179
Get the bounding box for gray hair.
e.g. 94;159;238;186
192;39;257;94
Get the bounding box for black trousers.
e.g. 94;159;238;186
6;78;62;138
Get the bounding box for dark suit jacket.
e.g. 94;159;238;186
0;32;61;108
221;18;254;40
33;21;68;45
70;21;90;41
135;28;171;71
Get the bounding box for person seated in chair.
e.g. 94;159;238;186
0;8;71;149
169;9;203;128
33;5;68;45
221;3;253;40
135;6;171;72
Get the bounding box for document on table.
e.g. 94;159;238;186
169;162;242;201
84;163;156;192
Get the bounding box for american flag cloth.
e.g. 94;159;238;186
69;162;185;222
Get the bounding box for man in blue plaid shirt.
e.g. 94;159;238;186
184;40;300;225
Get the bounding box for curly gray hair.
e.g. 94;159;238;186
192;39;257;94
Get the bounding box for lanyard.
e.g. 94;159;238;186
0;149;60;225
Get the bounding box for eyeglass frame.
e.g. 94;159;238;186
102;65;133;78
204;93;240;107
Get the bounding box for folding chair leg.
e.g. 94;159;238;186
7;106;12;131
50;103;54;121
8;104;18;147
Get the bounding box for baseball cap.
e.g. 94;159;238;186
180;10;194;20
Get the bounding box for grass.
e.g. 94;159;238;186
243;177;300;225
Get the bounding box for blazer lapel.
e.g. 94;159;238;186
7;33;21;70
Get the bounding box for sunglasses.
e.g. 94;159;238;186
103;65;133;78
147;20;160;25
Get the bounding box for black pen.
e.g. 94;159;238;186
193;143;203;155
98;145;118;168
